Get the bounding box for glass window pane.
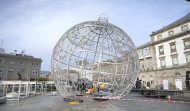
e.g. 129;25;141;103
187;55;190;63
185;41;190;46
171;45;175;50
157;35;162;39
144;49;147;55
160;48;163;52
149;62;152;67
0;68;3;73
141;63;144;68
173;57;178;65
161;59;165;66
182;25;188;31
169;30;174;35
147;49;150;55
138;50;142;57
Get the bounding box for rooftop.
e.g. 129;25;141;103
151;13;190;36
0;50;42;61
137;42;151;49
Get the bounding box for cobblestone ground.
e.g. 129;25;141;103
0;92;190;111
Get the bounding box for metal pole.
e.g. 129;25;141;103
27;56;31;81
12;84;15;93
34;82;36;95
2;84;5;96
5;84;7;96
18;81;21;100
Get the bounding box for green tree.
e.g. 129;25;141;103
35;77;49;81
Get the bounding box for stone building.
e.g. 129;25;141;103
40;71;52;80
138;13;190;90
137;42;156;88
0;49;42;81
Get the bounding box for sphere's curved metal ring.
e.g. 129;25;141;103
52;16;139;98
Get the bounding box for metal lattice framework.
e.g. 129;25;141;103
51;15;139;98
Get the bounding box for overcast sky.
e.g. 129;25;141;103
0;0;190;71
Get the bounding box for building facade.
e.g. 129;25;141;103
138;13;190;90
0;49;42;81
137;42;156;88
40;71;52;80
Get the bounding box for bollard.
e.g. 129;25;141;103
168;95;171;103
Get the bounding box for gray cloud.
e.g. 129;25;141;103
0;0;189;71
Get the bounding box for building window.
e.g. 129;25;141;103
144;48;150;56
150;80;154;85
157;35;162;40
0;68;3;74
147;48;150;55
168;30;174;36
31;70;38;75
170;42;176;53
174;72;181;76
150;75;154;85
142;80;146;86
138;50;143;57
148;62;152;70
181;25;188;31
183;38;190;49
32;63;39;66
172;56;178;67
30;78;36;81
186;54;190;65
19;61;24;65
159;45;164;55
0;68;2;80
144;49;147;56
0;59;4;63
160;58;166;69
141;63;144;69
10;61;14;65
8;69;14;74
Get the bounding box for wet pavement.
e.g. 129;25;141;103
0;92;190;111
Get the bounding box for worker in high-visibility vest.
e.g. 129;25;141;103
146;86;150;89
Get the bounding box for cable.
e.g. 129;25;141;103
129;8;190;33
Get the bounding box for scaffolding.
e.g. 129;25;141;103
2;81;22;100
0;81;55;100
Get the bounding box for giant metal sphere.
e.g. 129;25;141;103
52;16;139;98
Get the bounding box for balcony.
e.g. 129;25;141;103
139;56;144;60
145;54;152;58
